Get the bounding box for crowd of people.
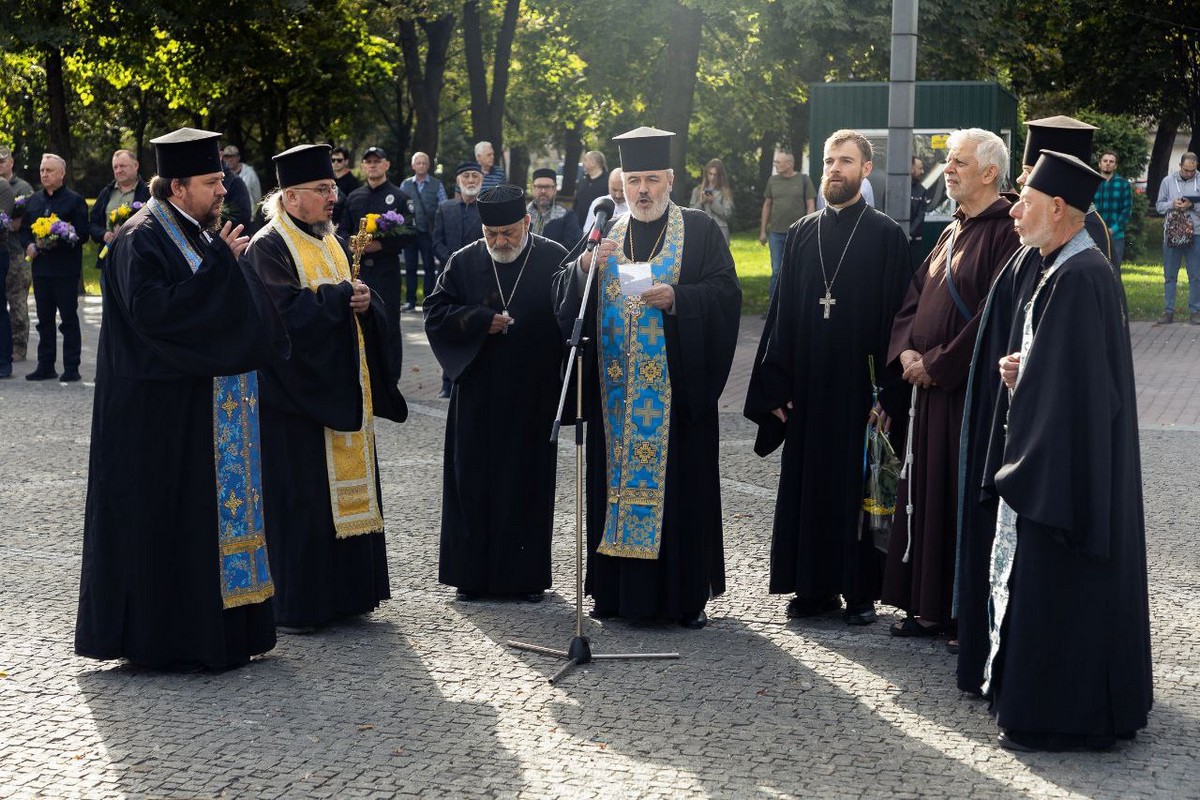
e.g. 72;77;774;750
0;113;1154;756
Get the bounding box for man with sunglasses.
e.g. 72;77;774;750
330;146;360;226
338;146;413;383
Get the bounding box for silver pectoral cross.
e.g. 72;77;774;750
819;289;837;319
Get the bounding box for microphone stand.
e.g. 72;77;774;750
507;235;680;684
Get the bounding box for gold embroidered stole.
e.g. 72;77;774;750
271;213;384;537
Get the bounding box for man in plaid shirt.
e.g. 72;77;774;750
1092;150;1132;272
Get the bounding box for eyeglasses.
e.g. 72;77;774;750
293;184;337;197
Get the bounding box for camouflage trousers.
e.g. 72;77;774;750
6;255;31;359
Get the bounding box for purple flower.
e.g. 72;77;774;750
0;212;9;228
376;210;406;230
131;201;144;211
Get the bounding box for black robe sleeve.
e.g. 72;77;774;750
987;251;1129;559
667;211;742;423
423;246;498;381
106;216;290;378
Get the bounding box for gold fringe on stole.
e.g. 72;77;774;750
270;214;385;538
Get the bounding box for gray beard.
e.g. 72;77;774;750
629;195;669;223
487;233;529;264
311;220;334;238
461;185;481;198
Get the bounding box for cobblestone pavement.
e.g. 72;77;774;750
1;297;1198;799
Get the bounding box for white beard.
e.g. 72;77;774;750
487;233;529;264
629;194;669;223
461;185;481;198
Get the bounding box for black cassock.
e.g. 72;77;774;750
75;202;289;669
745;199;912;603
244;218;407;628
554;208;741;619
979;242;1151;741
955;244;1039;692
424;234;568;594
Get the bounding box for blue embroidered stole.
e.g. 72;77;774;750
596;204;684;559
148;199;274;609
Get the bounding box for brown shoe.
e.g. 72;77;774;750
1156;311;1174;325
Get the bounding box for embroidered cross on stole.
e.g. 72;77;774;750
148;199;274;609
271;212;385;538
596;204;684;559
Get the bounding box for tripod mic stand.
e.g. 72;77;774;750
507;244;680;684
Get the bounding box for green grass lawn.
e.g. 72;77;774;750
80;231;1184;321
727;231;1183;320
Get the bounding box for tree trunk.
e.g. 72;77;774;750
757;134;775;191
508;144;530;194
401;13;455;165
1148;117;1180;209
462;0;520;150
561;124;582;199
43;45;73;169
655;1;704;203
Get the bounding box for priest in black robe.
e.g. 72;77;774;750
956;113;1122;693
744;129;912;625
244;144;407;633
978;151;1151;752
424;185;567;601
75;128;290;670
553;127;741;629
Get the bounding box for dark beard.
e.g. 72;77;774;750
821;174;862;207
199;210;221;232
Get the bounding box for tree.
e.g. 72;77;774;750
463;0;521;151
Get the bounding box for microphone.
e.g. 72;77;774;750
586;198;616;251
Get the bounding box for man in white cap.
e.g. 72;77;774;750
244;143;407;633
76;128;288;671
980;150;1151;752
555;126;741;629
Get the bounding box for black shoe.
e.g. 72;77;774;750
26;365;57;381
589;605;617;620
1156;311;1174;325
678;610;707;629
785;595;841;618
843;602;877;626
522;591;545;603
60;369;81;382
1191;312;1200;326
402;302;416;312
277;625;317;635
437;389;451;399
891;616;941;637
455;589;480;602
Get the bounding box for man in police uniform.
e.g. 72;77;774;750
338;146;412;383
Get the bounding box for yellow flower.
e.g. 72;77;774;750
31;213;59;239
109;204;131;225
364;213;380;234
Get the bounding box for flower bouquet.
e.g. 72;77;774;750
0;212;9;229
28;213;79;260
364;210;413;239
98;201;144;260
11;194;29;218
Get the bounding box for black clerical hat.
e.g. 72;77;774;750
456;160;483;176
478;184;527;226
1023;116;1097;167
531;168;557;183
613;126;674;172
273;144;335;188
1025;150;1104;212
151;128;222;179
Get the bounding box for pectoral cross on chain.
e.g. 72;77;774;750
819;289;837;319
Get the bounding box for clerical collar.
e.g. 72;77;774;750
286;210;319;238
1040;243;1066;268
167;200;202;231
824;196;866;219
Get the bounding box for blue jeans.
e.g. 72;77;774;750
0;248;11;371
1110;236;1125;275
768;231;788;301
1163;237;1200;313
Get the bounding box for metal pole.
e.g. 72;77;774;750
886;0;919;234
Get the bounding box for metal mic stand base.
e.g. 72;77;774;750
508;634;680;685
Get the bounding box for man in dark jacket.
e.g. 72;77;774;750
528;168;582;250
19;153;89;381
89;149;151;247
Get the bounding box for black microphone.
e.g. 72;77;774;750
586;198;616;251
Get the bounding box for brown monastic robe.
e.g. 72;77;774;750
881;195;1021;626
